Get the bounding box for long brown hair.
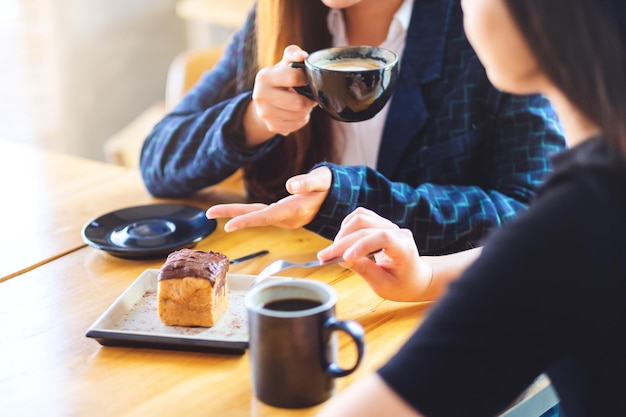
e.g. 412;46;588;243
242;0;334;202
503;0;626;157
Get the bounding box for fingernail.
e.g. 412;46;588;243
288;49;300;60
290;180;302;192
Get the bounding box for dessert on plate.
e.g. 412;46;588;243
157;248;229;327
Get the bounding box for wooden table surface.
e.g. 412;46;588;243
0;220;429;417
0;140;245;282
0;140;556;416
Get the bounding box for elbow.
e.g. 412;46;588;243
140;168;180;199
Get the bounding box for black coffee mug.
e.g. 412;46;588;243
245;279;365;408
290;46;398;122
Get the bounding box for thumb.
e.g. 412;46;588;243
286;166;332;194
282;45;308;64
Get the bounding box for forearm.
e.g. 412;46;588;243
316;374;423;417
140;10;271;197
140;93;261;197
306;163;523;255
420;247;482;301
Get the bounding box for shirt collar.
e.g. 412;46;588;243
394;0;414;33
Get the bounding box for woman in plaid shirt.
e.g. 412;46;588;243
142;0;565;255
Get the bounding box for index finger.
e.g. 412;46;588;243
222;199;297;231
334;208;398;241
206;203;268;219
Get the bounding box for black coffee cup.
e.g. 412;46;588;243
290;46;398;122
245;279;365;408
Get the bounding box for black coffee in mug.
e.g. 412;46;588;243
263;298;322;312
290;45;398;122
245;279;365;408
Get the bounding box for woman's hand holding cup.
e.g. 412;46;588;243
243;45;318;145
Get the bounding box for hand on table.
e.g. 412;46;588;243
244;45;318;145
206;166;332;231
317;207;434;302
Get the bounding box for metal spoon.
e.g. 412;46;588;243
252;252;377;287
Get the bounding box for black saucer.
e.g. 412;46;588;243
82;204;217;260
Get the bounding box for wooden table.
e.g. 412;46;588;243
0;140;557;416
0;229;433;416
0;140;246;282
0;140;128;281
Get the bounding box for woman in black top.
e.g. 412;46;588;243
315;0;626;416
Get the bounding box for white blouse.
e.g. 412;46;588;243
326;0;414;168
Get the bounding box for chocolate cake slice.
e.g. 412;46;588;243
157;248;229;327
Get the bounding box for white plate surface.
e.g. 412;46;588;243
86;269;288;353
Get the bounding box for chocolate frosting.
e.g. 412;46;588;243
158;248;229;285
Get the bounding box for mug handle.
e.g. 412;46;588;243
324;318;365;377
289;62;316;101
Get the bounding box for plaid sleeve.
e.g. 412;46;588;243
305;92;564;256
139;5;281;198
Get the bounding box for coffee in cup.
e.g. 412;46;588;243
245;279;365;408
290;46;398;122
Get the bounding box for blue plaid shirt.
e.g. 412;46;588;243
141;0;565;255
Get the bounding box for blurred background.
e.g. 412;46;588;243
0;0;249;163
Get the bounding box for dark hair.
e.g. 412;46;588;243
504;0;626;157
242;1;334;203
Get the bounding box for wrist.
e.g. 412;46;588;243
243;101;274;146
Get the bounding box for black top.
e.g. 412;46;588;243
379;137;626;417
